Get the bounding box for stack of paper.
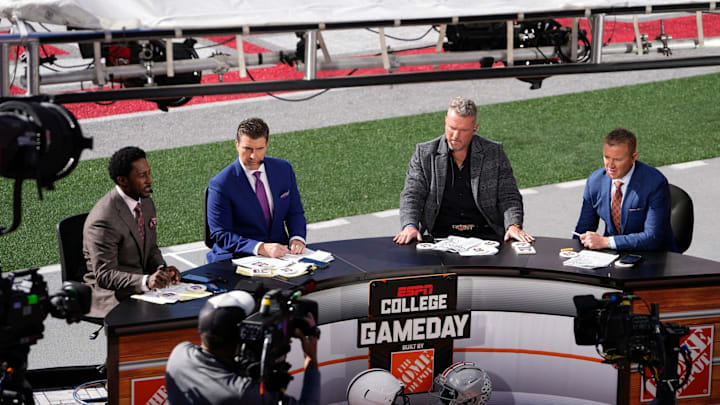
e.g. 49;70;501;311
418;236;500;256
131;282;212;304
233;248;335;278
562;250;619;269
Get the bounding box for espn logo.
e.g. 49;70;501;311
397;284;433;297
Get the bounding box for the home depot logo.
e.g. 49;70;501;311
391;348;435;393
641;325;714;401
131;376;167;405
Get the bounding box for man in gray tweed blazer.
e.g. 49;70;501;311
394;97;534;245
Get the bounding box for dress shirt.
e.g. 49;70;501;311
238;158;305;255
607;163;636;250
115;185;153;291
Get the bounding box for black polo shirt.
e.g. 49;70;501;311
432;148;493;239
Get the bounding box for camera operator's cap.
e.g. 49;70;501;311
198;291;256;339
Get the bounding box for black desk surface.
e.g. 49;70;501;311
105;236;720;334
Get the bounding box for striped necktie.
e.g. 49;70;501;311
611;181;623;234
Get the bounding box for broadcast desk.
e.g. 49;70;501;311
104;236;720;405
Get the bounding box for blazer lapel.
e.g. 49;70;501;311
470;136;484;209
265;160;282;228
434;138;449;206
621;176;640;233
140;198;154;263
112;190;144;255
600;174;613;233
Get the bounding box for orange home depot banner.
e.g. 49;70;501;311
391;348;435;393
640;325;714;401
131;375;168;405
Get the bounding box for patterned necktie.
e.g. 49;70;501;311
611;181;623;234
134;202;145;246
253;171;271;229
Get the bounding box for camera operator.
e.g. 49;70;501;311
165;291;321;405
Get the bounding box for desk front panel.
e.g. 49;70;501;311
627;285;720;405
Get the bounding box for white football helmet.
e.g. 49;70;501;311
346;368;409;405
432;361;492;405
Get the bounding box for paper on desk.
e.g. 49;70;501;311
562;250;619;269
432;236;485;252
131;282;212;304
233;256;313;278
282;248;334;263
423;236;499;256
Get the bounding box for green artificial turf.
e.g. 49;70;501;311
1;73;719;271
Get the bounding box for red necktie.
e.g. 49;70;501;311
134;203;145;246
611;181;623;234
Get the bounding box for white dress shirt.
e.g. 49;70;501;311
607;163;636;250
238;158;305;255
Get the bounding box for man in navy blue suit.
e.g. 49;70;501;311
574;128;677;252
206;118;307;262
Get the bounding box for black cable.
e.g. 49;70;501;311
535;45;551;62
196;37;235;50
37;22;53;32
40;43;94;69
604;17;617;45
245;68;358;102
677;345;693;389
365;27;434;42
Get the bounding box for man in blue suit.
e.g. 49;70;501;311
206;118;307;262
574;128;677;252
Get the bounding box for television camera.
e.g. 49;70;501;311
0;267;92;404
237;280;320;395
573;292;692;405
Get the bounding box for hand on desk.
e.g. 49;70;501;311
579;232;609;250
290;239;306;255
148;265;180;289
393;226;422;245
258;242;289;258
504;224;535;243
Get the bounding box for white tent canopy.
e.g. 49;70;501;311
0;0;712;30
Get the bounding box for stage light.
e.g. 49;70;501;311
0;101;92;234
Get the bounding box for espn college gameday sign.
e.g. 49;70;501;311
641;325;714;401
357;274;470;393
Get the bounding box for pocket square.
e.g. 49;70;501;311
628;207;644;212
280;190;290;199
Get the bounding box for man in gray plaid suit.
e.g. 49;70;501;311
394;97;534;245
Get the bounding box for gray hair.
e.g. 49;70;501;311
448;96;477;118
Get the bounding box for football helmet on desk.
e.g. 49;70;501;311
346;368;408;405
432;361;492;405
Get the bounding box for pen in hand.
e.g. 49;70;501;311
163;262;180;285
